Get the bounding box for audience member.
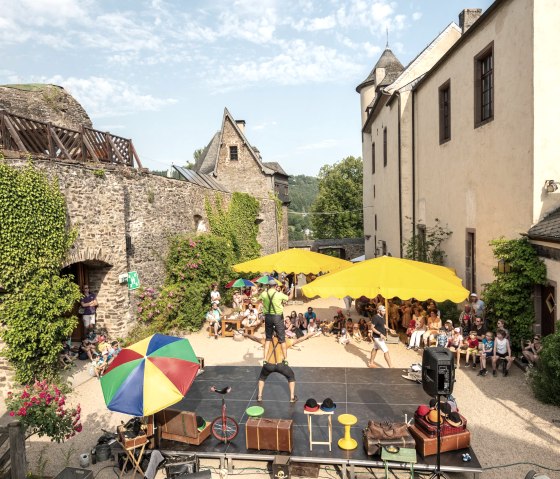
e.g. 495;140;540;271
232;290;243;310
496;319;510;339
207;302;223;339
407;309;426;350
80;285;98;333
388;299;400;331
478;331;494;376
473;317;487;341
401;301;412;329
436;327;448;348
469;293;485;320
447;327;464;367
423;310;442;347
492;329;513;377
522;334;542;367
296;313;307;334
459;305;474;338
304;307;317;323
464;331;479;368
339;327;350;345
210;283;221;304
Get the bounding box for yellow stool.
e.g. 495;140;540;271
337;413;358;450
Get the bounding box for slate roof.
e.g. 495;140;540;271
194;132;220;175
263;162;288;177
172;165;229;192
528;207;560;242
356;48;404;92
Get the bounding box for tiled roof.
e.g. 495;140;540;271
356;48;404;92
528;207;560;241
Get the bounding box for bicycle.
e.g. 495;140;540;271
210;385;239;443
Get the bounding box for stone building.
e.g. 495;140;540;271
358;0;560;334
0;89;288;390
194;108;290;250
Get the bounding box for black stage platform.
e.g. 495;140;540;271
161;366;482;477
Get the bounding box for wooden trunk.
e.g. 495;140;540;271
408;425;470;457
246;418;293;452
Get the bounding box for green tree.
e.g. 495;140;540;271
0;160;80;383
288;175;317;240
530;331;560;406
483;237;546;350
311;156;363;239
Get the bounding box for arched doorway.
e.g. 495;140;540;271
61;260;111;341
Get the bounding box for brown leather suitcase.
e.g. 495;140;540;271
155;409;211;446
246;418;293;452
363;429;416;456
408;424;470;457
414;413;467;437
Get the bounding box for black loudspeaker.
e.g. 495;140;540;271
272;455;290;479
422;347;455;396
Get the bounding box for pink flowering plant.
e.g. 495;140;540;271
5;380;82;443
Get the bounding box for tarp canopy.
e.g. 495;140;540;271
301;256;468;303
233;248;352;275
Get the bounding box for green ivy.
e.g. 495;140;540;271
483;237;546;351
530;331;560;405
134;234;236;334
269;192;283;234
205;192;261;262
403;218;452;265
0;159;80;383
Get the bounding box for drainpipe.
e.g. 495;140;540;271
397;93;403;258
411;90;416;260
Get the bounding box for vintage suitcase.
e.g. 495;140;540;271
155;409;211;446
246;418;293;452
363;429;416;456
414;412;467;438
117;425;148;448
408;424;470;457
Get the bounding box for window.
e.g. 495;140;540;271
439;80;451;143
229;145;238;160
383;128;387;167
371;142;376;174
474;43;494;126
375;214;377;231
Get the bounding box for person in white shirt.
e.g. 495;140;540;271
210;283;221;304
492;329;513;377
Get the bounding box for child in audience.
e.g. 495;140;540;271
478;331;494;376
338;327;350;345
522;334;542;367
496;319;510;339
447;327;464;367
436;327;448;347
464;331;479;368
492;329;513;377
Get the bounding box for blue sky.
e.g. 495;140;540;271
1;0;492;176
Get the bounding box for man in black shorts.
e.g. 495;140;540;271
243;331;318;402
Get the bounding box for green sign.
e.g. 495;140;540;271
128;271;140;290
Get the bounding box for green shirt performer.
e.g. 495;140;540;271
259;282;289;365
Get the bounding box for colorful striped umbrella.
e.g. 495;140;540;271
100;334;199;416
255;275;282;285
225;278;256;289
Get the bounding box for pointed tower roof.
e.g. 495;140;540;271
356;48;404;92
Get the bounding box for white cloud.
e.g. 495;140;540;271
297;139;340;151
294;15;337;32
412;12;423;21
251;120;277;131
210;40;362;89
40;76;177;118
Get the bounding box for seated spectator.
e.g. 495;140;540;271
436;327;448;348
304;307;317;324
496;319;510;339
206;302;222;339
232;290;243;310
443;319;454;338
522;334;542;367
388;299;400;331
242;304;259;328
79;339;98;361
289;310;298;327
407;313;426;351
338;327;350;345
492;329;513;377
473;317;487;342
447;327;464;367
358;318;369;340
296;312;307;334
110;340;121;357
284;316;296;338
464;331;479;368
307;318;320;336
423;310;442;347
406;316;417;344
93;344;111;378
331;314;344;335
478;331;494;376
58;341;75;368
459;305;474;338
352;322;362;342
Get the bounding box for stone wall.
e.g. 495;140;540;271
1;155;282;340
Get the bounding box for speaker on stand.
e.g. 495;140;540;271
422;347;455;479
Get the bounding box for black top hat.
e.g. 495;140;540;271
446;411;463;428
304;398;319;412
320;398;336;412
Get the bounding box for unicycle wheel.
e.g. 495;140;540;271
211;416;239;442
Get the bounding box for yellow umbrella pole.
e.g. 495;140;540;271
385;297;389;328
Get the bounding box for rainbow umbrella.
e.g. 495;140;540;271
225;278;256;289
255;275;282;285
100;334;199;416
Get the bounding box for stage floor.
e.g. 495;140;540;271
160;366;482;475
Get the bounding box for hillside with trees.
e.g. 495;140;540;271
288;175;318;240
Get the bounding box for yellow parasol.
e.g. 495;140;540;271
233;248;352;275
301;256;469;303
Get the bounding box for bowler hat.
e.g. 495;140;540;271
426;409;442;425
320;398;337;412
446;411;463;428
196;415;207;430
304;398;320;412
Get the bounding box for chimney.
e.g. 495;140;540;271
235;119;246;134
459;8;482;34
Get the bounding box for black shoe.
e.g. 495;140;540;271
493;370;497;377
481;369;488;377
472;362;477;369
504;370;509;377
477;369;484;376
